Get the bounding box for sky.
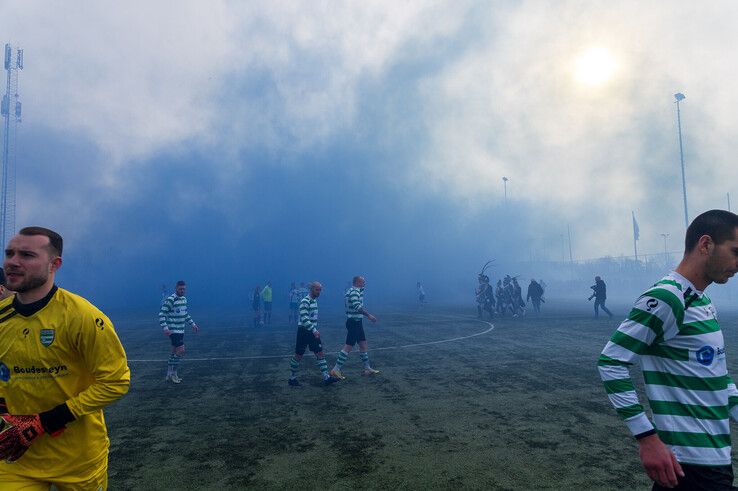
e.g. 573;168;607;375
1;1;737;309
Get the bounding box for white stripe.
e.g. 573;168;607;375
683;308;716;323
647;330;725;352
670;445;731;466
617;319;657;345
641;354;727;378
608;390;640;409
654;413;730;436
598;363;631;382
601;342;638;364
624;412;653;435
645;385;729;407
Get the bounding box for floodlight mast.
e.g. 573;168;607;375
661;232;670;261
674;92;688;229
0;43;22;250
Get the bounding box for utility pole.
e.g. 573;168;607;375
1;43;22;250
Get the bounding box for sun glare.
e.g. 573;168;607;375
573;47;617;86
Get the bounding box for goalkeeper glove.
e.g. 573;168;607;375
0;403;75;462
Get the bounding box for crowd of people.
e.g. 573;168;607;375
475;273;545;319
475;272;618;321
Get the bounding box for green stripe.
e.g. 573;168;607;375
597;354;631;367
615;403;644;419
654;279;682;291
603;378;635;394
610;331;648;355
688;295;711;307
658;430;731;449
627;308;664;338
650;400;728;420
643;344;689;361
730;396;738;410
643;371;729;391
643;288;684;325
680;318;721;336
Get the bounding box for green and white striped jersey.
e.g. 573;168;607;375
159;294;195;334
298;295;318;332
345;287;364;320
598;271;738;465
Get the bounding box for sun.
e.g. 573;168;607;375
573;47;617;86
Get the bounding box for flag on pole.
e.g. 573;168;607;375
632;211;640;241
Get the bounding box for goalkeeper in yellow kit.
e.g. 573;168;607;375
0;227;130;490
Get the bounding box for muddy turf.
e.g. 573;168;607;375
103;303;738;490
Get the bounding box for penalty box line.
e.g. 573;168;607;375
126;317;494;363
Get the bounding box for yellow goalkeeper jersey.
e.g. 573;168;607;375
0;286;130;481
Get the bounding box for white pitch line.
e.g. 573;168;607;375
372;322;494;352
127;317;494;363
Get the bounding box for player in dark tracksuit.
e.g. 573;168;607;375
526;279;544;314
588;276;612;318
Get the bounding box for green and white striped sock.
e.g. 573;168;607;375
317;358;330;379
334;350;349;371
360;351;370;369
289;357;299;379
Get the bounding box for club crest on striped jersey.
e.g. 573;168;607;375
645;299;658;311
696;345;715;366
39;329;55;347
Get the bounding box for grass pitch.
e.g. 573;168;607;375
103;303;738;490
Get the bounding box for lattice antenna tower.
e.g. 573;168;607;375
1;43;22;250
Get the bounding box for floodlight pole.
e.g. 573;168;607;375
660;233;669;260
502;176;508;205
675;93;688;229
1;44;22;251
